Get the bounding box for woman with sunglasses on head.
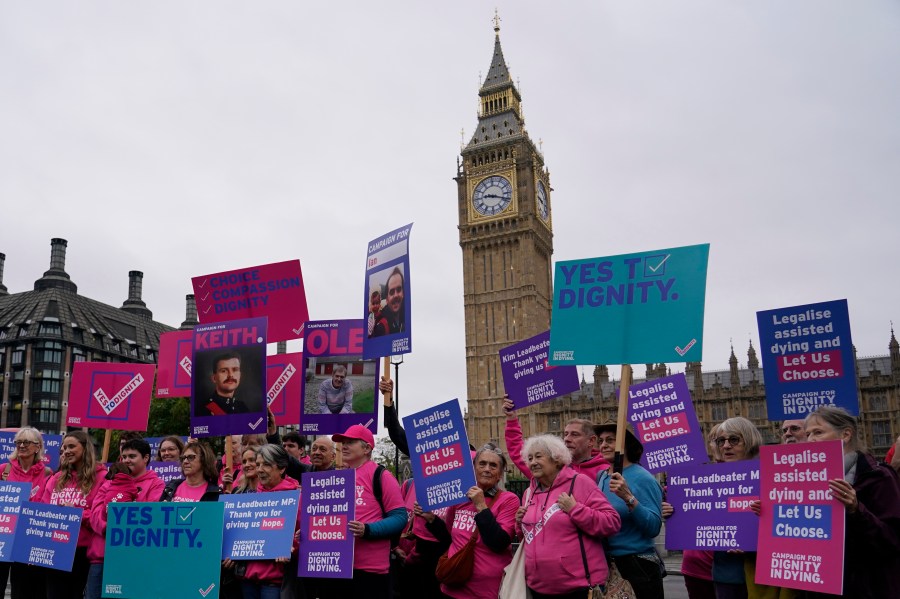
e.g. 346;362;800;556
159;441;222;502
595;423;665;599
2;428;53;599
416;444;521;599
40;431;107;599
801;406;900;599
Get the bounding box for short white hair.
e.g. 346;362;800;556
522;434;571;467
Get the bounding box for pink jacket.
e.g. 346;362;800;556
240;476;301;586
505;418;609;481
41;464;108;548
517;468;621;594
88;469;165;563
2;460;51;499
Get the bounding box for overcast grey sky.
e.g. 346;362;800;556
2;1;898;426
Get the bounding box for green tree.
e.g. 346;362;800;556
147;397;191;437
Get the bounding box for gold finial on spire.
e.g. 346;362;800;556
493;8;501;35
538;138;543;153
460;128;466;150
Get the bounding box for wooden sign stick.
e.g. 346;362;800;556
101;429;112;463
614;364;633;474
224;435;234;493
381;356;393;406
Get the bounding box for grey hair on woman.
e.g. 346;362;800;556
256;443;290;472
9;427;45;463
475;443;509;489
522;434;572;467
805;406;861;451
717;417;763;459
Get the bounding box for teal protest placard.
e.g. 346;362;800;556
102;502;224;599
549;244;709;365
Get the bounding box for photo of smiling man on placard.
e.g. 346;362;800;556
362;223;413;359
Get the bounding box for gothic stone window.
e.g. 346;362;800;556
872;420;893;448
711;402;728;422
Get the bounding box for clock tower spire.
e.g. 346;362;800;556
456;16;554;448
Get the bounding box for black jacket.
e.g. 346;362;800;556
159;478;222;502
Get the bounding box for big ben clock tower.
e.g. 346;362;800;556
455;16;554;448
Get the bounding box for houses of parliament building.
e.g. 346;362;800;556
455;20;899;460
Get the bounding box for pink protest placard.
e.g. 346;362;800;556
156;330;193;398
67;362;156;430
755;440;845;595
192;260;309;344
266;352;302;427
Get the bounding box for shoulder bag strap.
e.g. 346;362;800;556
571;474;593;587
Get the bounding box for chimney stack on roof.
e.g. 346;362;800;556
34;238;77;293
180;294;198;329
121;270;152;319
0;253;7;296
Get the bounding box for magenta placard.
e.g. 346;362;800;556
266;352;302;427
755;441;845;595
192;260;309;344
67;362;156;430
156;330;193;398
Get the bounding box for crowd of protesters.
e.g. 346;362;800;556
2;386;898;599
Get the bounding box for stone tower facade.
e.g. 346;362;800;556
455;20;554;447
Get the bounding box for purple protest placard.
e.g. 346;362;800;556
299;320;379;437
665;460;760;551
627;373;708;473
0;482;30;562
757;300;858;418
192;260;309;344
222;490;300;559
147;462;183;484
403;399;476;511
363;224;413;359
67;363;156;430
500;331;580;410
755;441;845;594
156;330;193;398
13;502;82;571
267;352;303;427
0;433;61;474
300;470;355;579
144;436;188;461
190;317;268;437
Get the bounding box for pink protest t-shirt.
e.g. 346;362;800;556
441;491;520;599
352;460;404;574
173;480;208;502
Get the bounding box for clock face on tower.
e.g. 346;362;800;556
536;180;549;220
472;175;513;216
